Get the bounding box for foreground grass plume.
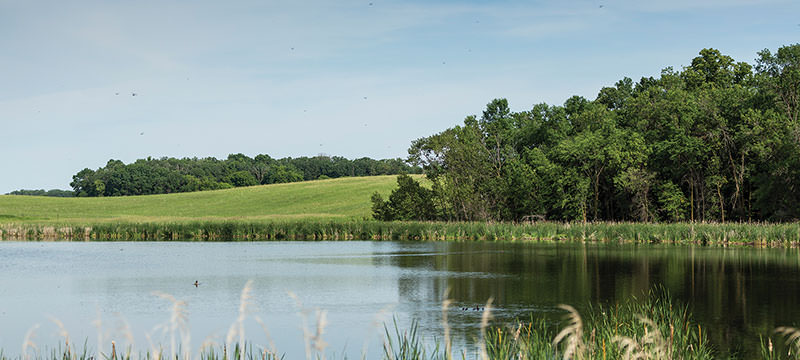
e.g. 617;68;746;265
226;280;253;360
151;291;190;360
9;286;800;359
288;291;329;360
552;305;587;360
612;316;670;360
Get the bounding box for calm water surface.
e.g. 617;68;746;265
1;241;799;358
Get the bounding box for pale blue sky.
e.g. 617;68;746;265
1;0;798;193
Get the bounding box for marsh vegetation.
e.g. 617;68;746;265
4;220;800;247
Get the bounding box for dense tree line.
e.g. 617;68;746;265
6;189;75;197
70;154;420;197
375;45;800;222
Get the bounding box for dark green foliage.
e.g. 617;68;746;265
409;44;800;222
226;171;258;187
265;165;303;184
371;175;436;221
371;192;394;221
70;155;421;197
6;189;74;197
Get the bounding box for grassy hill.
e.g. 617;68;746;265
0;175;407;224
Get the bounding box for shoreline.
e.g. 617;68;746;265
2;220;799;247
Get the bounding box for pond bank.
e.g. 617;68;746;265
2;220;799;246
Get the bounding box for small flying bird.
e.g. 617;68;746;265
132;93;137;96
599;4;604;8
193;280;200;287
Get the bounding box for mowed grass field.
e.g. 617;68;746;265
0;175;408;224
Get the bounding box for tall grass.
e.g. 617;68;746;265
10;283;784;360
481;288;715;360
3;220;800;246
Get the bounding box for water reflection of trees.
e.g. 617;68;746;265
380;242;800;357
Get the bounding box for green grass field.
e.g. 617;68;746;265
0;175;405;223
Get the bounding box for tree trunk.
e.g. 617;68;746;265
690;180;695;222
594;172;600;220
592;166;604;221
717;184;724;223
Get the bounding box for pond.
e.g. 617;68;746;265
1;241;798;358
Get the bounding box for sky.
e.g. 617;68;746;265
1;0;798;193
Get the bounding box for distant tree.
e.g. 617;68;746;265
226;170;259;187
267;165;304;184
756;44;800;131
8;189;46;196
71;168;97;197
596;77;634;111
371;175;436;221
683;48;736;89
181;175;201;192
198;177;232;191
7;189;74;197
658;182;687;222
93;180;106;197
615;168;657;222
370;193;394;221
69;154;418;196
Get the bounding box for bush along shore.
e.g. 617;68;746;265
2;220;800;246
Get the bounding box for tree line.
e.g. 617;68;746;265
5;189;75;197
68;154;420;197
374;44;800;222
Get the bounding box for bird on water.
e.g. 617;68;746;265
193;280;200;287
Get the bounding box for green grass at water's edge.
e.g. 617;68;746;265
2;219;800;245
